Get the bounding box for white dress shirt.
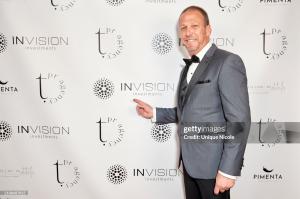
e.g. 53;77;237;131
186;41;212;83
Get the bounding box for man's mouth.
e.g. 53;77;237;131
185;39;197;44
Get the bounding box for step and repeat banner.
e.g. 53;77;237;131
1;0;300;199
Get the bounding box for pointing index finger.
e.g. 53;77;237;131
133;98;146;107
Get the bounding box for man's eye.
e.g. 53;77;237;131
181;27;187;31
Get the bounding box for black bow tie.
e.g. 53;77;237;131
183;55;200;67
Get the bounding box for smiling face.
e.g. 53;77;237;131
179;9;211;56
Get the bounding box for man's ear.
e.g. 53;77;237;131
206;25;212;37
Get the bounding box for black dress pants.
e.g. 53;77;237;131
183;166;230;199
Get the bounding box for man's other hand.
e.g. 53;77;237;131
214;172;235;195
133;98;153;119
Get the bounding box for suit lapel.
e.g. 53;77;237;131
181;44;217;107
177;64;189;110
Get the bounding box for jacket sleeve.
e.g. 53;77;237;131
156;107;178;124
217;54;251;176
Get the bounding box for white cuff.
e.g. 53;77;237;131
151;108;156;123
218;170;237;180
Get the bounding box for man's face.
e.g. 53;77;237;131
179;10;211;56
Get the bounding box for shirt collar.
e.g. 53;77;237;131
195;40;212;61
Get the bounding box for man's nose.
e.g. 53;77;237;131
186;27;193;36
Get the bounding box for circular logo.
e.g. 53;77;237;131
0;33;8;53
261;28;288;60
151;124;172;143
37;73;66;104
218;0;243;13
107;164;127;184
152;33;173;55
93;78;115;100
0;121;12;141
96;28;124;59
106;0;125;6
260;122;285;147
51;0;77;11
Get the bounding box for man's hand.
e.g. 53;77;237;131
133;98;153;119
214;172;235;195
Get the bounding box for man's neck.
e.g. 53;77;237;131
189;41;212;60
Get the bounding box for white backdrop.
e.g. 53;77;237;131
1;0;300;199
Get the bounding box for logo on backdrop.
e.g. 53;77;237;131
248;81;285;95
120;81;175;96
36;73;66;104
107;164;128;184
0;190;29;197
0;121;13;142
145;0;176;4
260;28;288;60
259;0;292;5
0;121;70;141
0;80;19;94
54;160;80;188
218;0;243;13
133;168;180;182
0;33;8;53
96;28;124;59
93;78;115;99
253;166;283;180
12;35;69;51
50;0;77;11
0;166;34;178
17;124;70;140
255;118;285;147
151;124;172;143
0;81;8;85
107;164;181;183
97;117;125;147
152;33;173;55
105;0;125;6
212;37;235;47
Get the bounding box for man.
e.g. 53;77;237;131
134;6;250;199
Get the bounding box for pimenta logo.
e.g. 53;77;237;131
93;78;115;99
97;117;125;147
36;73;66;104
0;81;8;85
54;160;80;188
0;121;13;142
151;124;172;143
260;28;288;60
152;33;173;55
0;33;8;53
218;0;243;13
0;80;19;94
96;28;124;59
253;166;283;180
107;164;128;184
50;0;77;11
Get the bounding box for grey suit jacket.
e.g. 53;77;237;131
156;44;251;179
